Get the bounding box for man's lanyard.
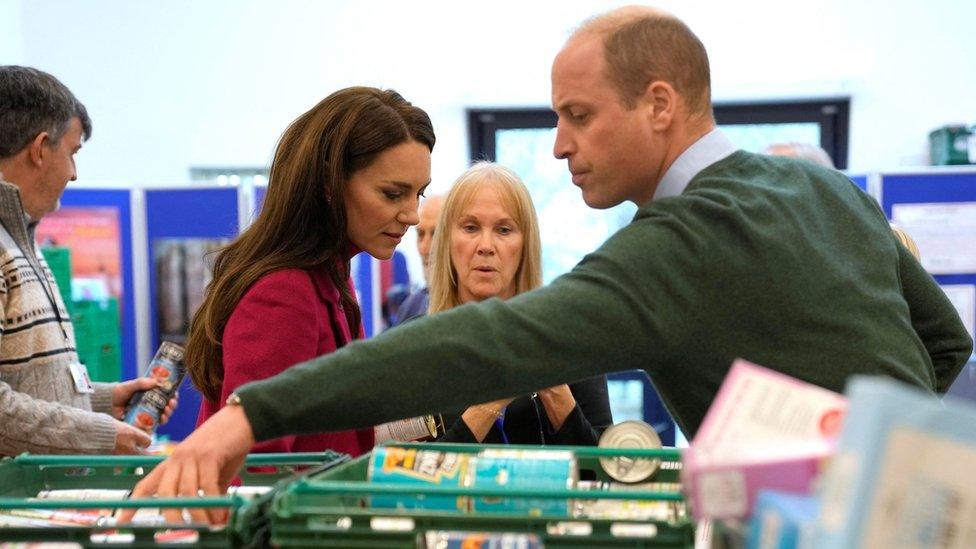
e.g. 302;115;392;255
0;219;70;344
26;259;70;344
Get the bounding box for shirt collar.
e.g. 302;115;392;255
652;128;738;201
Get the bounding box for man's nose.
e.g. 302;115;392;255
553;120;574;160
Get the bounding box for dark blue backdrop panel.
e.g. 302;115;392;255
59;189;138;380
881;172;976;218
882;171;976;356
255;186;267;213
881;172;976;281
354;253;375;337
146;187;239;441
607;370;676;446
849;175;868;192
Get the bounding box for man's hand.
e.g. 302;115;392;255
111;378;179;428
118;404;255;525
114;420;152;455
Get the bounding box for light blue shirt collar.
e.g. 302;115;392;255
652;128;738;202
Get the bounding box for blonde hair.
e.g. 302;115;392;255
428;162;542;313
573;6;712;117
764;142;835;168
890;223;921;261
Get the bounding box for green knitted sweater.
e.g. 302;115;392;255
238;151;973;438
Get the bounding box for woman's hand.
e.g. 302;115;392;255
536;384;576;431
118;404;255;525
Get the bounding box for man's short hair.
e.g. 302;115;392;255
575;7;713;117
0;66;92;159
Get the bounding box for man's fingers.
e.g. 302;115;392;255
133;427;152;448
159;398;178;425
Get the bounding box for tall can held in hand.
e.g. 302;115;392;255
123;342;186;433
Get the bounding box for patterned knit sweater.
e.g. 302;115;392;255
0;179;117;455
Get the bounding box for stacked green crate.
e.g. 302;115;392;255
71;298;122;383
39;246;72;315
40;246;123;383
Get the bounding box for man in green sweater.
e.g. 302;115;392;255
127;6;972;523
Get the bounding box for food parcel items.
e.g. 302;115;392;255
747;490;819;549
368;447;575;515
123;341;186;434
813;376;976;548
683;359;847;520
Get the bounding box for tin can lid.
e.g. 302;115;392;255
598;420;662;483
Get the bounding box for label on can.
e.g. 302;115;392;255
368;447;471;512
469;449;576;516
598;420;663;483
123;341;185;433
571;480;683;521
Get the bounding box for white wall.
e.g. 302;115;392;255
12;0;976;186
0;1;23;63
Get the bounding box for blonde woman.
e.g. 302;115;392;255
425;162;612;444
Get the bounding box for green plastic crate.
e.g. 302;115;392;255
71;298;123;382
39;246;73;314
0;451;349;548
268;443;695;548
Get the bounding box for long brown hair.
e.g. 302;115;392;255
187;87;435;402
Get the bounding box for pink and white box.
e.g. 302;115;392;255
682;359;847;520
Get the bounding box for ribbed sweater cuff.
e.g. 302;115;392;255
90;383;115;415
88;413;118;454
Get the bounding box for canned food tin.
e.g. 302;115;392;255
469;449;576;516
572;480;683;521
598;420;663;483
374;415;442;443
367;447;471;512
123;342;185;433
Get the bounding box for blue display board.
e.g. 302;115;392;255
255;185;267;212
881;171;976;286
881;170;976;367
58;188;138;380
849;174;868;192
353;254;377;337
145;187;240;441
881;171;976;218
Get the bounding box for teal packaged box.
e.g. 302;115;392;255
368;446;469;512
812;376;976;548
470;449;575;515
747;490;818;549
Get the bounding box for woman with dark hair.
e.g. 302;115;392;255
190;87;434;456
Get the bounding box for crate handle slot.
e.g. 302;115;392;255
610;522;659;538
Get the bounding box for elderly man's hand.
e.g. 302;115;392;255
118;404;255;525
111;378;179;429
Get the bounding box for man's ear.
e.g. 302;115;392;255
643;81;677;132
27;132;50;168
